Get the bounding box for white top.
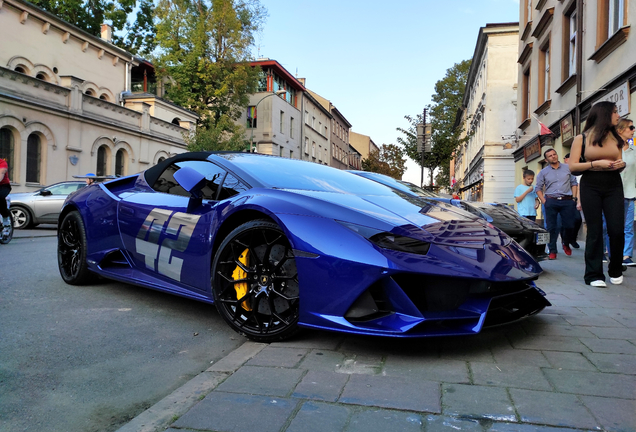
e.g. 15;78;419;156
622;139;636;199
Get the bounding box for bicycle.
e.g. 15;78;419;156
1;196;14;244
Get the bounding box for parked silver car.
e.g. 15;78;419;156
9;181;86;229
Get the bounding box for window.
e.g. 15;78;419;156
152;161;228;200
0;128;14;181
312;142;316;158
568;12;577;77
280;111;284;133
257;72;267;92
26;134;41;183
115;149;126;177
596;0;626;48
290;150;293;160
46;182;85;195
157;156;166;164
608;0;625;37
305;137;309;154
247;106;257;128
324;126;328;137
279;146;283;157
219;173;248;200
539;42;550;104
332;143;336;157
97;145;107;176
312;117;315;129
522;66;531;121
290;117;294;138
526;0;533;24
305;111;309;124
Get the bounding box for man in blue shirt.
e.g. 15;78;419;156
514;169;539;221
535;148;578;260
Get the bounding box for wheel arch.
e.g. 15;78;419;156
10;204;34;226
211;209;277;261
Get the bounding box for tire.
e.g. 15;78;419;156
10;206;31;229
57;211;92;285
212;220;300;342
0;213;14;244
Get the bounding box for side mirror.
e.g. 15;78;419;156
40;190;52;196
173;166;206;211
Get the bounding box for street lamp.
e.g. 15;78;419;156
248;89;287;152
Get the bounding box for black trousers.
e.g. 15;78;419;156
580;171;624;282
0;184;11;219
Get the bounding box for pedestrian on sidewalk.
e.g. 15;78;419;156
557;153;583;248
617;118;635;266
568;101;626;287
535;148;578;260
0;157;11;228
514;169;539;221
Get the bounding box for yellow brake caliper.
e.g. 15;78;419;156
232;248;252;311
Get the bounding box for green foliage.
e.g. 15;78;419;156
31;0;156;55
361;144;406;179
154;0;266;151
397;59;471;187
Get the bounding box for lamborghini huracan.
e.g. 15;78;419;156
57;152;549;341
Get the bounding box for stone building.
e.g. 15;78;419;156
0;0;197;193
452;23;520;203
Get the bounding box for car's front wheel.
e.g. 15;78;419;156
10;206;31;229
58;211;92;285
212;220;300;342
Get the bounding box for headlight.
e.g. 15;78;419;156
337;221;431;255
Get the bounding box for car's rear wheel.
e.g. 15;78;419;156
58;211;92;285
10;206;31;229
212;220;300;342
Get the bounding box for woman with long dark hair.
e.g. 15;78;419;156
568;101;626;287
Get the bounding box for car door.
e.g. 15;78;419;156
33;182;85;223
117;160;239;294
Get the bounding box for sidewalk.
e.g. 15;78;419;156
12;224;57;238
118;246;634;432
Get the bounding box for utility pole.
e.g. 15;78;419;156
416;108;431;187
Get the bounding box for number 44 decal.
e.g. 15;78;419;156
135;208;202;282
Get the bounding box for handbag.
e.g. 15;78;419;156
570;134;586;176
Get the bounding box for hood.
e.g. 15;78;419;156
469;202;546;233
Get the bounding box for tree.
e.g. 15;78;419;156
154;0;267;151
397;59;471;187
362;144;406;179
31;0;156;55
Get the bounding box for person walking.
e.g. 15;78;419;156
535;149;578;260
559;153;583;248
0;157;11;228
568;101;626;287
514;169;539;221
617;118;636;266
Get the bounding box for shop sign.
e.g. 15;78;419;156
599;82;630;116
561;114;574;145
524;140;541;163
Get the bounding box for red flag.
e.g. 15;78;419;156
538;120;553;136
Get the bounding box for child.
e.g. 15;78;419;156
514;170;539;221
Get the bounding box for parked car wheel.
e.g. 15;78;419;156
10;206;32;229
212;220;301;342
57;211;92;285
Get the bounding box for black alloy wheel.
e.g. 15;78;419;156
58;211;92;284
212;220;300;342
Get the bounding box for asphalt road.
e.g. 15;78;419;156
0;231;245;431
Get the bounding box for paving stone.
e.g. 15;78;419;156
577;307;635;318
488;423;588;431
490;348;550;367
285;401;351;432
509;388;600;430
582;353;636;375
298;349;347;371
543;368;636;398
246;346;309;367
345;408;424;432
292;370;349;402
508;335;589;352
586;326;636;339
579;395;636;432
172;391;298;432
521;322;595;338
614;316;636;327
546;298;598;308
383;355;470;383
338;374;441;413
542;351;598;371
335;356;383;375
272;331;344;350
438;338;496;363
470;362;552;391
541;306;586;316
579;337;636;354
441;383;516;421
424;415;483;431
215;365;305;397
562;315;623;327
522;313;572;326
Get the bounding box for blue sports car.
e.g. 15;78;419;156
57;152;549;341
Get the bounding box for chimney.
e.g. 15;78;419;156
297;78;306;86
100;24;112;43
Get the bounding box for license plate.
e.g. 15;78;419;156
535;232;549;245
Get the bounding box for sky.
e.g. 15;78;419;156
254;0;521;185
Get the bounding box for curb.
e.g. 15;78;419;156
116;341;267;432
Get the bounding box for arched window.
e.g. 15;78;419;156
36;73;47;81
26;134;41;183
171;118;181;126
115;149;126;177
97;145;107;176
85;89;96;97
157;156;165;164
0;128;15;181
99;94;109;101
14;66;26;74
